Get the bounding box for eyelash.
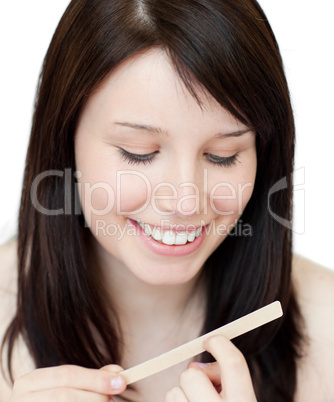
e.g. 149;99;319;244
118;148;240;168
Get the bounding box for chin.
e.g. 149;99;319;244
127;260;202;286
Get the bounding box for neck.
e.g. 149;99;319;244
94;240;206;339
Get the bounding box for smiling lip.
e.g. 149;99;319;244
127;218;207;257
138;222;201;233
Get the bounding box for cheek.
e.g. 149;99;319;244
209;165;256;216
78;181;115;214
77;172;152;219
209;183;243;216
75;137;152;217
116;170;152;214
76;163;152;219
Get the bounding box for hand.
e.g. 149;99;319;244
8;364;127;401
165;335;257;401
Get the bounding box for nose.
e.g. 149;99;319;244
152;159;206;219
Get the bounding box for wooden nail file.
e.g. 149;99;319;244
120;300;283;384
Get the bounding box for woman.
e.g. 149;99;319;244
1;0;333;401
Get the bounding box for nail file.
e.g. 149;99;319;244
120;300;283;384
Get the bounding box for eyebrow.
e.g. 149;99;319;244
114;122;167;135
114;122;252;138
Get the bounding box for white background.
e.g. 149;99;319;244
0;1;333;270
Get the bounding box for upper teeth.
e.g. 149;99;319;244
138;222;202;245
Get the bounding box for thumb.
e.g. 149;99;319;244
100;364;125;374
100;365;127;395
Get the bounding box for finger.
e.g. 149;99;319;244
179;367;221;401
204;335;256;401
25;388;113;402
100;365;124;374
188;362;222;392
14;365;126;396
165;386;189;402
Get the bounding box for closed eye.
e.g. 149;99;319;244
205;152;240;167
118;148;158;165
118;148;240;168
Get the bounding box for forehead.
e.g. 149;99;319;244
80;48;247;133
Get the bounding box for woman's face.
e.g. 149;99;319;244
75;49;257;286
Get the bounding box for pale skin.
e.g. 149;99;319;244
0;49;334;401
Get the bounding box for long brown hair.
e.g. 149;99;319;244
2;0;304;400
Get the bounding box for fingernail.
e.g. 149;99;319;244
195;362;209;369
111;375;124;390
109;398;115;402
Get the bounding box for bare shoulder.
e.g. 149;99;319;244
293;254;334;300
0;239;35;399
292;254;334;401
292;254;334;330
0;239;18;292
0;239;18;322
0;239;18;401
